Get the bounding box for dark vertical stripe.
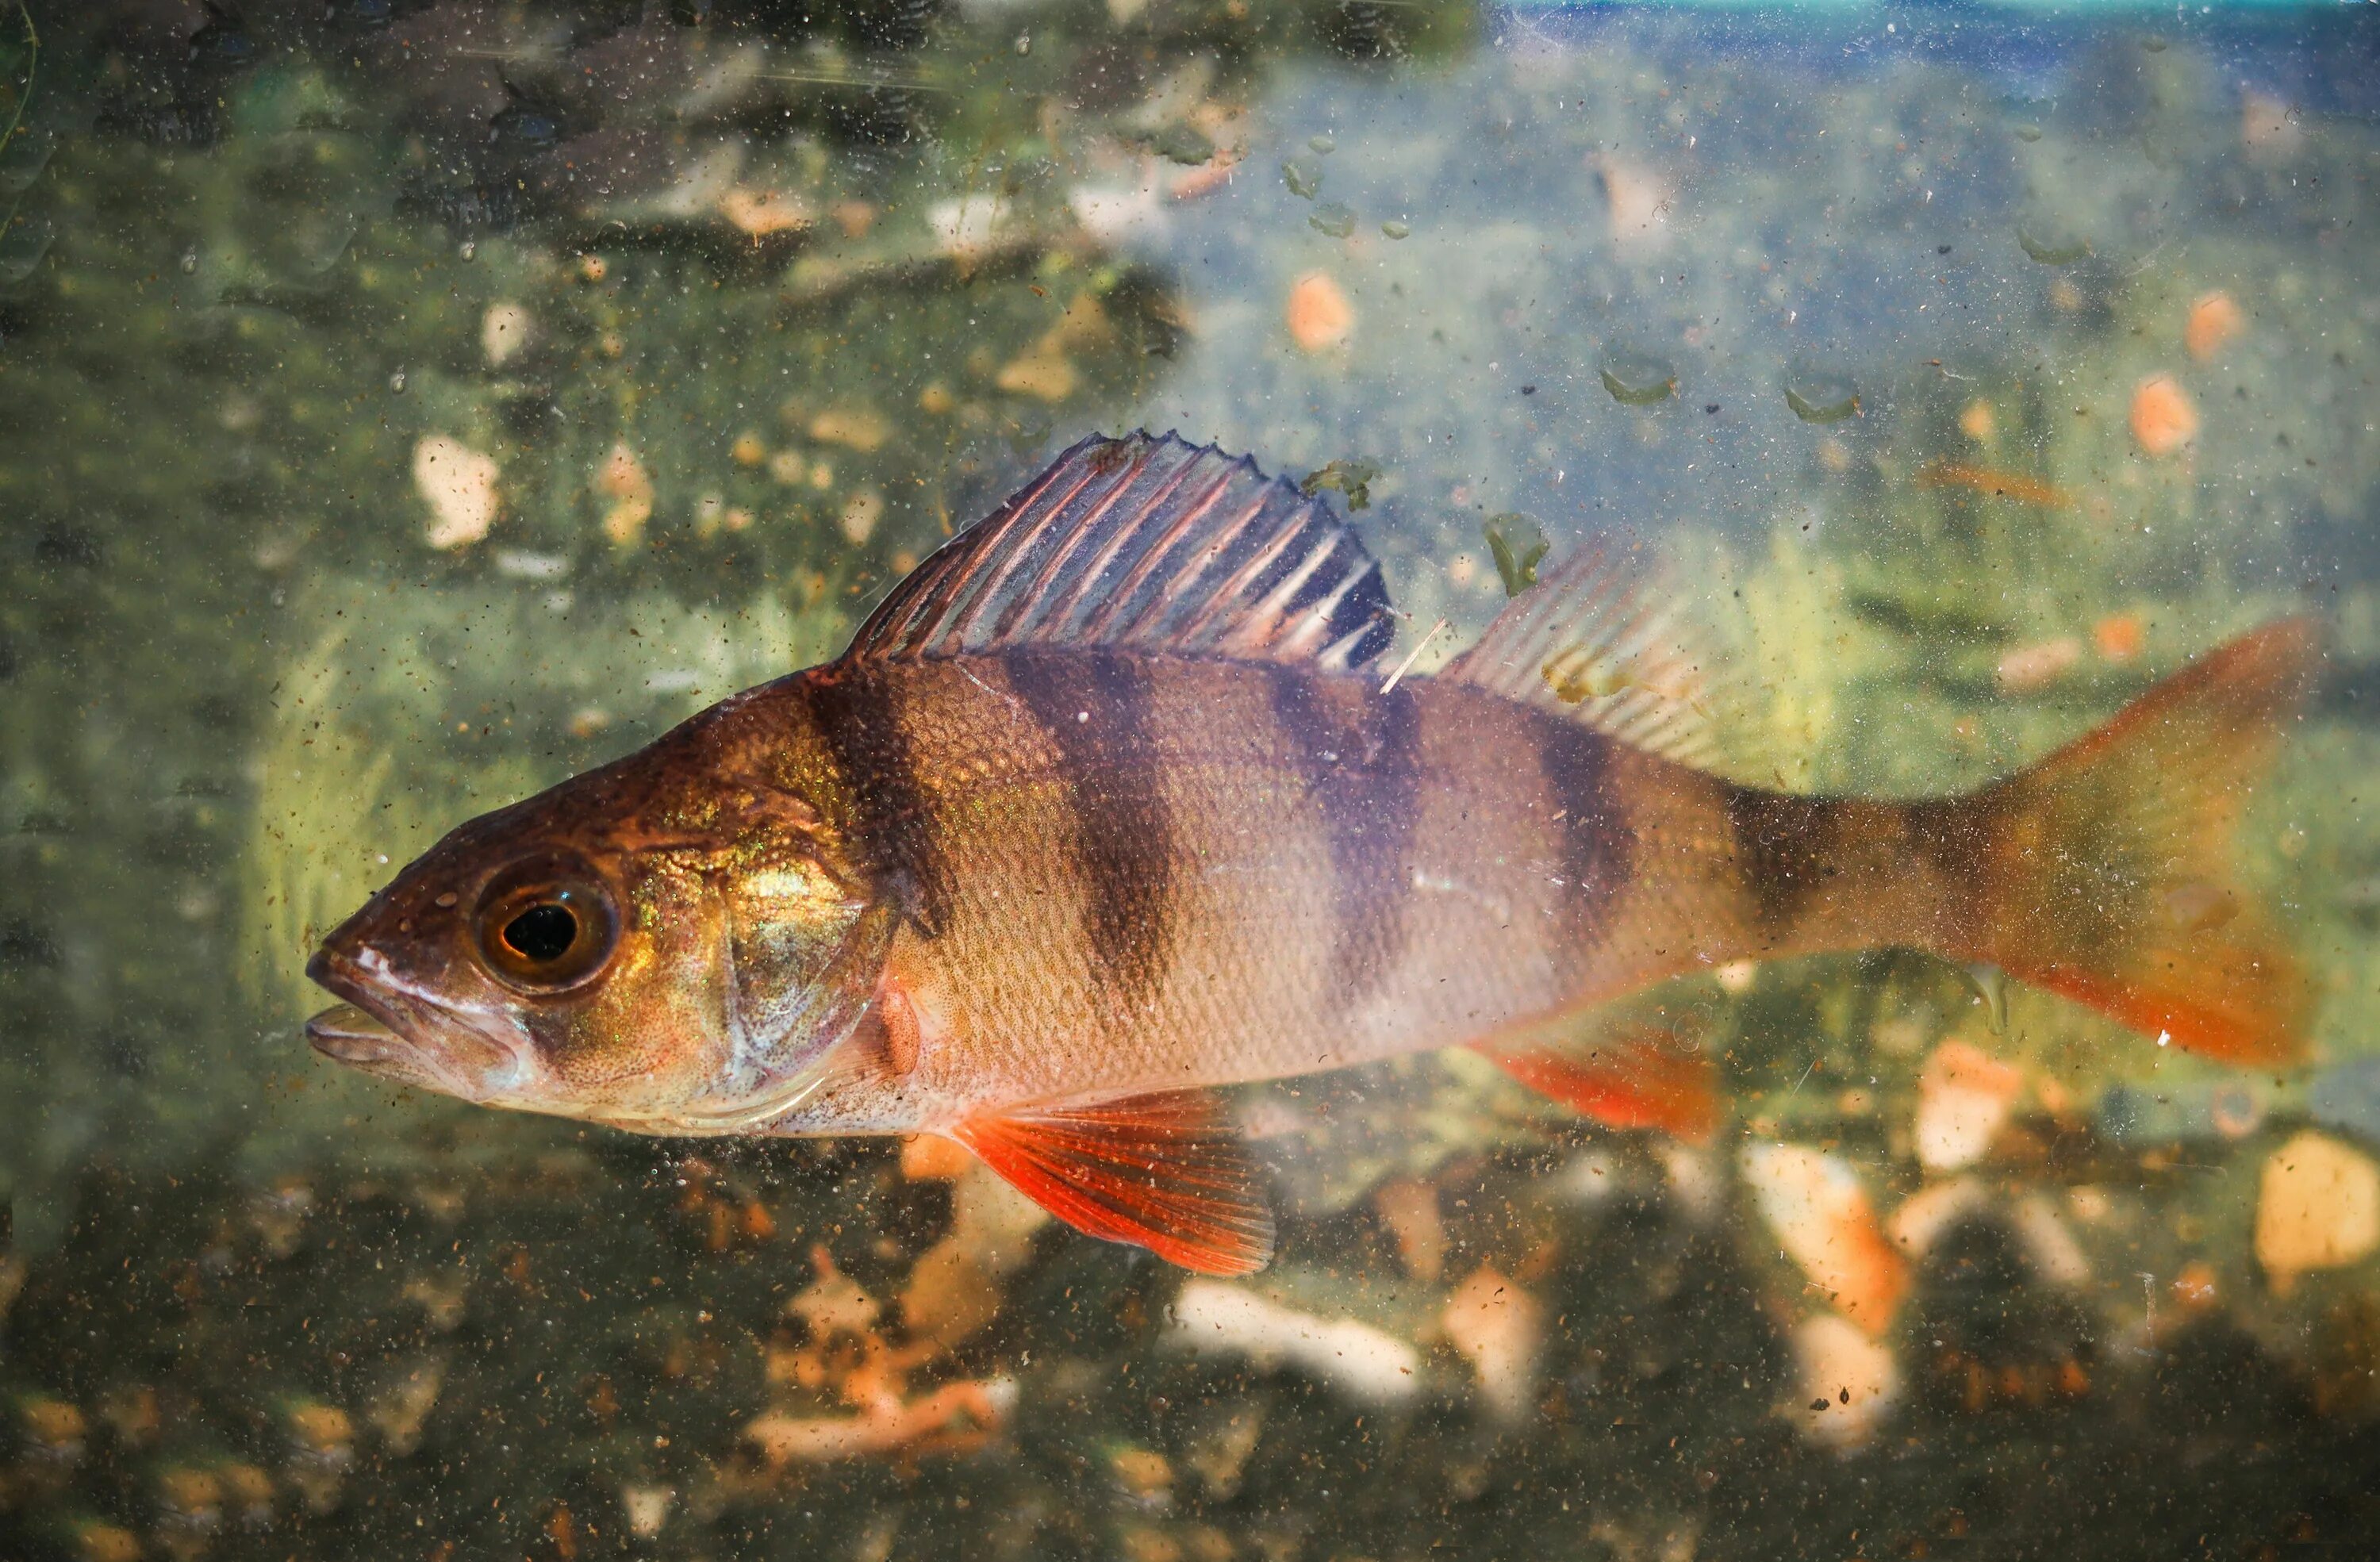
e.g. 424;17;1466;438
1004;649;1179;1016
1261;665;1422;1007
804;667;951;938
1534;716;1633;958
1724;786;1841;939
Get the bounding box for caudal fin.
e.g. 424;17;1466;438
1952;619;2319;1065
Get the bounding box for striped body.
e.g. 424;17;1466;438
763;647;1941;1132
306;433;2310;1274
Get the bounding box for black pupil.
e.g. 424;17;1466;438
502;902;578;963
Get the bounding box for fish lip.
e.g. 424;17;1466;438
305;1001;401;1065
303;942;514;1092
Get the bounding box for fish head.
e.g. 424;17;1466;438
305;723;890;1134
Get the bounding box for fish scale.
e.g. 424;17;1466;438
307;432;2317;1276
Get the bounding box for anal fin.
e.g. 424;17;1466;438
1471;1017;1718;1142
948;1089;1276;1276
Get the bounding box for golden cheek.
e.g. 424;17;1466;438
538;937;727;1094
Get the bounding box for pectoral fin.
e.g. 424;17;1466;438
948;1089;1276;1276
1471;1017;1718;1142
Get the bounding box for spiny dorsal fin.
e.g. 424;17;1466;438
842;432;1395;673
948;1088;1276;1275
1442;540;1737;772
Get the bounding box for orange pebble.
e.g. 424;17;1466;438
1286;271;1354;353
2093;611;2146;662
2185;290;2244;363
2129;374;2199;457
899;1134;975;1181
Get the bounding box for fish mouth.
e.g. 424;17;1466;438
305;1001;405;1066
304;945;516;1096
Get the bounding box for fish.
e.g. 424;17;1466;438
306;432;2318;1276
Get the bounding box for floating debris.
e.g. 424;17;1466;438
1281;157;1323;200
1309;201;1357;239
1441;1267;1544;1422
596;441;655;547
719;186;812;238
2255;1131;2380;1295
1782;369;1860;424
1380;218;1411;240
1742;1142;1907;1334
1996;636;2083;694
481;302;533;367
2093;611;2147;662
1307;133;1336;155
1374;1177;1446;1281
809;407;892;452
412;436;500;550
2129;374;2200;456
1285;270;1354;352
1596;155;1673;251
1598;345;1676;405
1299;457;1377;509
1482;512;1548;596
2016;225;2090;265
1168;1280;1421;1404
1914;460;2071;509
2186;290;2246;363
1791;1313;1899;1449
1914;1040;2025;1172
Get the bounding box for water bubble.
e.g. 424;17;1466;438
180;249;199;274
1015;32;1031;55
1380;219;1411;240
1309;202;1356;239
1308;133;1336;155
1483;513;1549;597
1598;344;1676;405
389;367;408;394
2016;225;2089;266
1282;159;1323;200
459;239;478;262
1782;367;1860;424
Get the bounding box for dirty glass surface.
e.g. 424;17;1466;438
4;0;2379;1557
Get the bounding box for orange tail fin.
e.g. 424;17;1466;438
1948;619;2319;1065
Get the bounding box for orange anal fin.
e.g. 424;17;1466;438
948;1089;1276;1276
1472;1026;1718;1142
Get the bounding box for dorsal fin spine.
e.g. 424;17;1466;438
986;451;1179;644
1077;462;1253;642
838;432;1395;673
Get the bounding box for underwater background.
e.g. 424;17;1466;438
4;0;2380;1557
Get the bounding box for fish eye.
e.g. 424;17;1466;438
472;859;619;992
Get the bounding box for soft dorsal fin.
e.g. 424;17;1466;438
947;1088;1276;1276
842;432;1395;673
1441;540;1737;772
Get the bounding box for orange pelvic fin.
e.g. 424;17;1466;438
949;1089;1276;1276
1471;1020;1718;1142
1960;617;2320;1065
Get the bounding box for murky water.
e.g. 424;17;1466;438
5;2;2379;1558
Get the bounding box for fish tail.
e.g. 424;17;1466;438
1921;618;2320;1064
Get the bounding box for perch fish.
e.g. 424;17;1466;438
307;434;2316;1274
